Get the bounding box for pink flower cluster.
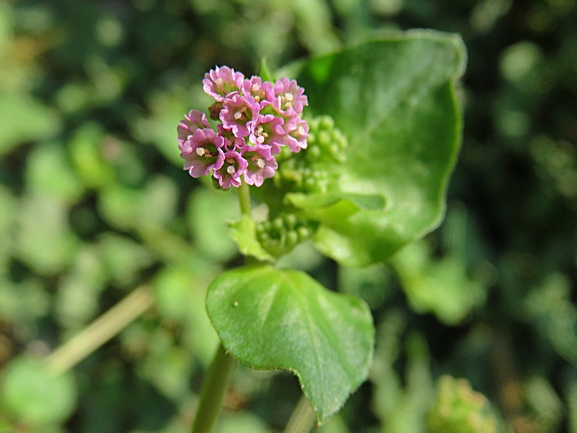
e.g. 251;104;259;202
177;66;309;189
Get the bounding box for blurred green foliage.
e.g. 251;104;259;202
0;0;577;432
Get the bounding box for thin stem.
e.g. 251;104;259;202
237;181;263;266
45;285;153;375
283;395;316;433
191;343;235;433
237;181;252;218
189;182;254;433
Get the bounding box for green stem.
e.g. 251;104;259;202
237;181;252;218
46;285;153;375
282;395;316;433
190;182;254;433
237;181;263;266
191;343;235;433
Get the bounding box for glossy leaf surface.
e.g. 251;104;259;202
293;31;466;266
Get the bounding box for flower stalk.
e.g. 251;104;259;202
190;343;235;433
237;181;252;218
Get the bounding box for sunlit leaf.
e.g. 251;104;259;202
293;31;466;266
206;265;374;421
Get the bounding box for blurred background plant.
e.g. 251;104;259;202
0;0;576;432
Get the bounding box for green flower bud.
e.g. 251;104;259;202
287;230;299;245
285;214;297;228
273;217;285;231
255;213;317;258
297;226;311;240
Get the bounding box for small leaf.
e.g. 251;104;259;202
206;265;374;421
285;192;344;209
227;216;275;262
286;192;386;229
286;192;384;211
287;193;361;227
259;57;276;82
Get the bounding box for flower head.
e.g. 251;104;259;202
178;66;309;189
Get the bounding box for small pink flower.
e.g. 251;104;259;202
213;150;248;189
179;128;225;177
272;78;308;116
203;66;244;102
242;76;273;103
284;116;309;152
177;110;210;142
248;114;285;154
241;145;278;187
219;93;260;138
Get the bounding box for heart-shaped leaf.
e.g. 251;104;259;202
291;30;466;266
206;265;374;422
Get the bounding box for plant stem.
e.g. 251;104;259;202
237;181;264;266
283;395;316;433
45;285;153;375
237;181;252;218
190;183;252;433
191;343;235;433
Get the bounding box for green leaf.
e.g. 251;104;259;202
69;123;115;189
286;192;385;211
16;193;79;275
0;356;77;426
26;142;84;202
259;57;276;82
294;31;466;266
0;92;61;155
392;241;488;325
285;192;386;232
227;216;275;262
206;265;374;422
